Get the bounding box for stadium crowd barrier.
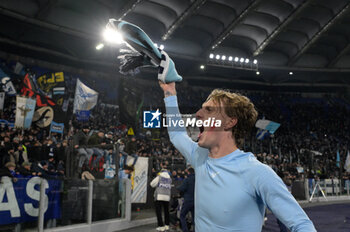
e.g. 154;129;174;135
0;176;131;232
1;169;349;231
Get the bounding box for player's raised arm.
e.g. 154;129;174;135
159;81;199;167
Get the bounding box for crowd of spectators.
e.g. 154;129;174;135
0;127;67;180
1;68;350;184
130;79;350;181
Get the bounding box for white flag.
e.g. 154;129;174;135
0;92;5;110
14;62;24;74
73;79;98;113
255;119;280;134
15;96;36;129
344;151;350;172
1;77;16;95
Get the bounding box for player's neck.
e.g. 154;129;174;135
209;136;238;159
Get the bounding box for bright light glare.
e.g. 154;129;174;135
240;58;244;62
96;43;104;50
234;57;239;62
256;71;260;75
216;55;220;60
253;59;258;64
200;65;205;69
103;28;123;44
222;55;226;60
154;43;158;48
209;53;214;59
159;44;164;50
228;56;233;61
245;58;249;63
289;71;293;75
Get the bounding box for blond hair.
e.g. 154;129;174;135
206;89;258;148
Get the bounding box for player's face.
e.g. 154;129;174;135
195;99;231;148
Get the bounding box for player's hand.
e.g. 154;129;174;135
159;81;176;97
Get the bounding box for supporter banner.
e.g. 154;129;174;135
73;79;98;113
0;119;14;128
104;154;116;179
15;96;36;129
21;74;55;107
14;62;24;75
336;150;340;168
50;121;64;134
62;99;69;112
256;129;269;140
0;177;61;225
36;72;65;94
345;151;350;172
1;77;16;96
76;110;90;121
255;119;280;134
0;92;4;110
52;87;66;110
32;106;54;128
130;157;148;203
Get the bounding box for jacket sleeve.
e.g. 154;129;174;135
150;176;160;188
164;96;199;168
177;178;188;193
72;133;81;146
23;151;28;163
256;166;316;232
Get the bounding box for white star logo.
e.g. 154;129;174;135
210;171;220;178
150;109;162;121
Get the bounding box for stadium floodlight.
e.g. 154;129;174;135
240;58;244;63
245;58;249;63
234;57;239;62
253;59;258;64
96;43;104;50
103;28;124;44
216;55;221;60
159;44;164;50
256;71;260;75
200;65;205;69
228;56;233;61
289;71;293;75
209;53;214;59
222;55;226;60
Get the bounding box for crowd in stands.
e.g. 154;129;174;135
0;126;67;180
1;65;350;184
129;78;350;181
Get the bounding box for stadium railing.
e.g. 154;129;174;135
298;178;350;202
0;176;131;232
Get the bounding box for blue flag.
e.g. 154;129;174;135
256;129;270;140
255;119;280;134
336;150;340;168
50;121;64;134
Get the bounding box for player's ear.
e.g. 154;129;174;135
224;117;237;130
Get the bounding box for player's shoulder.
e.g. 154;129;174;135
242;153;277;179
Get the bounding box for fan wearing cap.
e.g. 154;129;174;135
105;131;114;144
17;161;36;176
0;162;18;182
159;81;316;231
31;160;50;178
